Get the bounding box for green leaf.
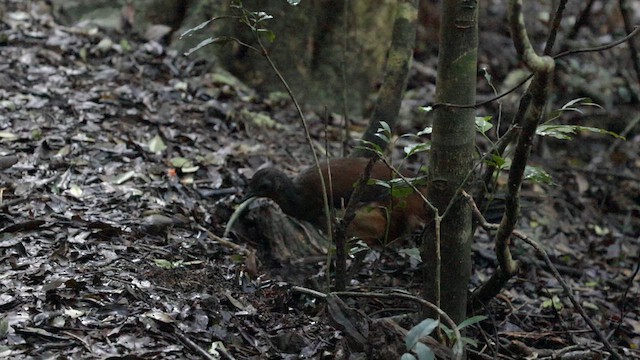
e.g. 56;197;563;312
388;176;427;188
536;124;624;140
560;97;602;111
148;134;166;154
484;154;506;168
475;116;493;134
68;184;83;199
356;141;383;156
391;186;414;199
414;342;435;360
180;19;213;38
453;340;465;357
120;39;132;52
374;132;391;144
258;28;276;42
183;37;215;56
456;315;487;330
482;69;493;85
544;98;604;123
404;143;431;157
252;11;273;22
171;157;191;168
541;295;563;310
368;179;391;189
398;247;421;262
416;126;432;136
184;36;237;56
405;319;439;350
379;121;392;136
524;165;554;185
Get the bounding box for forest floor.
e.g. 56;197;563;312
0;2;639;359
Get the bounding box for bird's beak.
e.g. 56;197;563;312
223;196;257;238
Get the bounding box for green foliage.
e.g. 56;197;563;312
153;259;203;269
478;97;621;188
401;315;487;359
180;1;278;58
402;318;438;360
484;153;506;169
119;39;132;52
536;124;623;140
148;134;166;154
524;165;553;185
487;155;554;186
439;315;487;353
230;2;276;42
547;97;602;121
541;295;563;310
404;143;431;157
475;116;493;135
537;98;622;140
391;184;417;198
374;121;393;146
356;140;384;157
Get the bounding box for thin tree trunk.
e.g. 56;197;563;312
421;0;479;325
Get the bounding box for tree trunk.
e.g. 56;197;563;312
421;0;478;325
352;0;418;157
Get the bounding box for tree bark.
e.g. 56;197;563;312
421;0;478;325
352;0;418;157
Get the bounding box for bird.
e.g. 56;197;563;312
240;158;428;243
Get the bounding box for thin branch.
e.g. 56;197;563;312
567;0;597;40
252;26;334;257
333;157;377;290
465;192;622;360
619;0;640;93
555;26;640;59
432;25;640;111
544;0;569;55
291;285;463;360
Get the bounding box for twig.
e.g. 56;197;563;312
333;157;377;290
250;19;334;255
618;0;640;96
433;25;640;111
605;114;640;156
464;192;622;360
203;225;253;255
567;0;597;40
555;26;640;59
543;0;569;55
175;329;229;360
291;285;464;360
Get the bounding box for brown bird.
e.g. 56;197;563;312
242;158;427;243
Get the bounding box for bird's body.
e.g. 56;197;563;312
244;158;427;243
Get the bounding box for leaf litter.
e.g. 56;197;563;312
0;1;638;359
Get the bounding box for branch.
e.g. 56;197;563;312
464;192;621;360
